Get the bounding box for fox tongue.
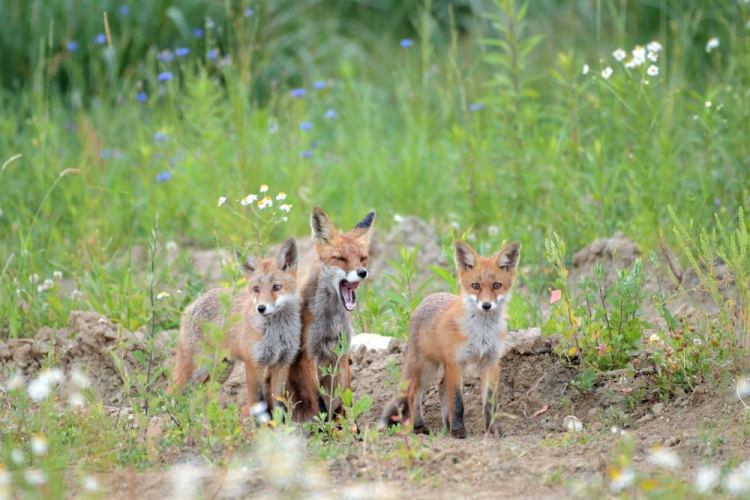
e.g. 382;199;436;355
340;281;359;311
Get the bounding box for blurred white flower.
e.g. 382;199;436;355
647;65;659;76
81;476;99;492
31;435;48;456
42;279;54;290
694;465;720;493
609;467;635;492
28;376;51;400
279;204;292;213
601;67;613;79
259;184;269;193
582;64;589;75
157;291;170;300
612;48;627;61
393;214;404;223
165;241;178;251
53;271;63;280
726;462;750;495
70;368;91;389
275;192;287;201
11;449;25;465
257;431;303;488
218;196;227;207
647;41;663;53
68;391;86;408
706;37;720;53
705;101;712;108
488;225;499;237
647;447;681;470
44;368;64;385
71;290;84;301
98;316;108;324
24;469;46;486
240;194;258;206
632;45;646;60
257;197;273;210
29;274;40;284
647;51;658;62
169;464;205;500
7;373;25;390
625;59;637;69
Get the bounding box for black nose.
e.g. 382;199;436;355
482;302;492;311
256;304;267;313
357;268;368;279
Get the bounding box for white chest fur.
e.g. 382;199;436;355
456;296;507;369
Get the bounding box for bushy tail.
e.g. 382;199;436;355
378;396;408;429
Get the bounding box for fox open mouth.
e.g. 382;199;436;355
338;280;360;311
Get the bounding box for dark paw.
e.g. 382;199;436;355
413;424;430;435
450;428;467;439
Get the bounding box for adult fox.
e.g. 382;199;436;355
380;239;520;438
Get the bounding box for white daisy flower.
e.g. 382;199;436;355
218;196;227;207
694;466;720;494
276;192;287;201
279;204;292;212
601;67;613;79
29;274;40;284
705;101;712;108
612;48;627;61
53;271;63;280
156;291;170;300
726;462;750;495
647;41;663;53
257;197;273;210
11;449;25;464
632;45;646;60
647;65;659;76
259;184;269;193
28;377;50;400
240;194;258;206
7;373;25;390
647;447;681;470
582;64;589;75
609;467;635;492
82;476;99;492
625;59;637;69
68;392;86;408
706;37;720;53
24;469;47;486
30;435;48;456
44;368;64;385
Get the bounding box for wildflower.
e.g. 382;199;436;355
694;466;720;493
157;50;174;62
119;5;129;15
290;88;306;98
157;291;170;300
468;103;485;112
648;333;660;343
259;184;269;193
24;469;47;486
71;290;84;300
53;271;63;280
82;476;99;492
244;7;254;17
610;426;620;434
269;122;279;133
7;373;25;390
207;49;218;61
582;64;589;75
705;101;712;108
68;392;85;408
71;369;91;390
325;108;338;119
192;28;204;38
299;122;312;131
137;92;148;102
726;462;750;495
647;447;681;470
158;72;173;82
155;132;168;142
31;435;48;456
550;290;562;304
488;225;499;237
28;375;51;400
625;59;637;69
612;48;627;61
258;197;273;209
11;449;25;465
301;150;313;158
94;33;107;45
30;274;40;284
314;80;326;89
175;47;190;57
647;65;659;76
218;196;227;206
400;39;413;48
67;41;79;52
601;67;613;79
647;51;658;62
609;467;635;492
240;194;258;206
632;45;646;60
206;17;215;29
280;204;292;212
647;41;662;53
706;37;720;53
156;171;172;182
276;192;287;201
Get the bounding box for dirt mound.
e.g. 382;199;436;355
571;232;641;288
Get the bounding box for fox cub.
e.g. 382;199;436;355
380;239;521;438
172;238;302;412
286;207;375;421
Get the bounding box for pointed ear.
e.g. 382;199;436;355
310;207;338;245
454;240;478;272
234;248;260;275
497;241;521;272
275;238;298;271
349;211;375;242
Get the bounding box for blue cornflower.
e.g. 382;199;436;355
468;102;485;112
175;47;190;57
400;39;413;48
192;28;204;38
244;7;254;17
207;49;218;61
136;92;148;103
299;122;312;131
158;72;173;82
325;108;338;119
156;171;172;182
310;141;317;149
290;88;305;98
67;41;79;52
157;50;174;62
301;150;313;158
155;132;168;142
119;5;129;15
100;149;112;159
94;33;107;45
313;80;326;90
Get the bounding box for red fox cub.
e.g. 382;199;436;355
286;207;375;421
171;239;301;413
380;239;521;438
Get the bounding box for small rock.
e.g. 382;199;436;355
652;402;664;416
664;436;681;447
591;421;604;432
637;413;655;424
563;415;583;433
351;333;392;352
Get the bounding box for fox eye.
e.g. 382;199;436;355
273;284;282;291
253;286;260;293
494;283;502;290
471;283;480;290
334;256;347;262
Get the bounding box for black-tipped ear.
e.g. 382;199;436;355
275;238;298;271
497;242;521;272
310;207;337;245
234;248;259;275
454;240;478;272
350;211;375;240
